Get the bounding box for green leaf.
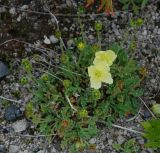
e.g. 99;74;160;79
130;89;143;97
141;119;160;148
112;144;122;151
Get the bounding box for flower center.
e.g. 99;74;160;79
95;70;102;79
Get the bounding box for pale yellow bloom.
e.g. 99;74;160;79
88;64;113;89
93;50;117;66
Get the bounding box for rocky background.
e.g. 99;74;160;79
0;0;160;153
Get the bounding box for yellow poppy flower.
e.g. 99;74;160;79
88;64;113;89
93;50;117;66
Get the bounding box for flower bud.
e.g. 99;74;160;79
41;74;49;82
92;89;101;100
63;79;71;88
20;77;28;85
152;104;160;115
94;21;103;31
22;59;32;71
77;42;85;51
79;109;88;118
61;52;69;64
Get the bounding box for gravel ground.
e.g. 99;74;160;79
0;0;160;153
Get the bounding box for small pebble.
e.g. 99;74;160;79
117;135;125;145
12;119;28;132
138;138;144;145
9;7;16;15
0;61;9;78
49;35;58;44
89;138;97;144
43;35;51;45
4;105;23;121
9;145;20;153
0;144;7;153
37;150;48;153
108;139;113;146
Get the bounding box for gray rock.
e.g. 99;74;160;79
4;105;23;121
66;0;73;7
147;148;154;153
67;39;74;48
9;145;20;153
0;61;9;78
37;150;48;153
108;139;113;146
117;135;125;145
150;79;156;83
143;109;151;119
89;138;97;144
12;119;28;132
49;35;59;44
21;5;29;10
0;144;7;153
138;138;144;145
9;7;16;15
142;30;147;36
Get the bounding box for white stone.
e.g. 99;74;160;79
44;35;51;45
89;138;97;144
49;35;58;44
34;40;42;47
142;30;147;36
117;135;125;145
108;139;113;145
9;7;16;15
21;5;29;10
17;15;22;22
67;39;74;47
12;119;28;132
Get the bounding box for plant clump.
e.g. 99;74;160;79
21;20;143;152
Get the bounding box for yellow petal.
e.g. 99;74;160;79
88;65;95;78
93;50;117;66
101;71;113;84
105;50;117;66
88;64;113;89
90;78;101;89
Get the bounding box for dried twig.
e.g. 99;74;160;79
112;124;144;135
126;107;141;122
0;38;60;58
2;133;57;138
65;95;78;112
45;6;67;50
0;39;15;47
35;68;63;82
138;97;157;119
0;95;21;104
